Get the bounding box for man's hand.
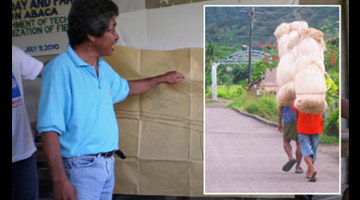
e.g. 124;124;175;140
41;132;77;200
128;70;185;96
161;71;185;84
278;123;283;133
53;177;77;200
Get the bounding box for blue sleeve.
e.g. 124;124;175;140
36;59;71;135
110;68;129;104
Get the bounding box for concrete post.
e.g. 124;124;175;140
211;62;219;102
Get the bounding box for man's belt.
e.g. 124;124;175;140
98;150;126;159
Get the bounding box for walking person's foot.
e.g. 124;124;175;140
306;168;311;179
295;167;303;174
308;170;317;182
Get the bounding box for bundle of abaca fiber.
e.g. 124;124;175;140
274;23;291;58
276;81;295;106
295;55;325;75
274;21;328;114
294;67;327;114
288;21;309;52
274;21;308;106
276;53;295;87
291;28;326;62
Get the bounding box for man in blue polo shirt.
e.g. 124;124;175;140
37;0;184;199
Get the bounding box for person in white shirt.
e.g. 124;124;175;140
12;45;44;200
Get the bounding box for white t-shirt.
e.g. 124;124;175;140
12;45;43;163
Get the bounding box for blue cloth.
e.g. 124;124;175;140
298;133;320;162
62;155;115;200
282;106;296;123
37;44;129;158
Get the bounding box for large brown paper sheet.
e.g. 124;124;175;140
103;45;204;196
103;46;293;198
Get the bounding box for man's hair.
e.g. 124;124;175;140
67;0;119;47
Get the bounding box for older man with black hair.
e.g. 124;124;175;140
37;0;184;199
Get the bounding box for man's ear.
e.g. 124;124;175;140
87;34;97;42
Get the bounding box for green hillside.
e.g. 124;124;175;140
205;6;339;49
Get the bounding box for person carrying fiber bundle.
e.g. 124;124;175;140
291;102;323;182
278;105;303;174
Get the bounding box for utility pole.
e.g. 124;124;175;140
248;7;255;84
240;7;264;84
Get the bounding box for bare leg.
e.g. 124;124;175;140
304;156;317;181
282;139;297;172
283;139;293;160
295;140;303;173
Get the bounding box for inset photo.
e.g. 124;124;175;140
204;5;340;195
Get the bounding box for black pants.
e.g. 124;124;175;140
12;152;38;200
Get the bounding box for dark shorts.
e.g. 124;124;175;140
12;152;38;200
283;121;298;141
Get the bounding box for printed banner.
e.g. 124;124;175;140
12;0;72;56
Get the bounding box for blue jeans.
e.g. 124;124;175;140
298;133;320;162
62;155;115;200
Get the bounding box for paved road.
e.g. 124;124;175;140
205;103;340;194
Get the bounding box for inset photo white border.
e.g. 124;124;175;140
203;5;341;196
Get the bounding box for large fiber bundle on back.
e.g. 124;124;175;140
288;21;309;50
274;22;298;106
292;28;326;61
294;67;327;114
276;53;295;87
274;22;295;106
276;82;295;106
289;20;308;33
294;55;325;74
274;23;291;58
274;21;327;113
291;27;327;113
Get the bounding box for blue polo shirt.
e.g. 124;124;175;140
282;105;296;123
37;44;129;158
